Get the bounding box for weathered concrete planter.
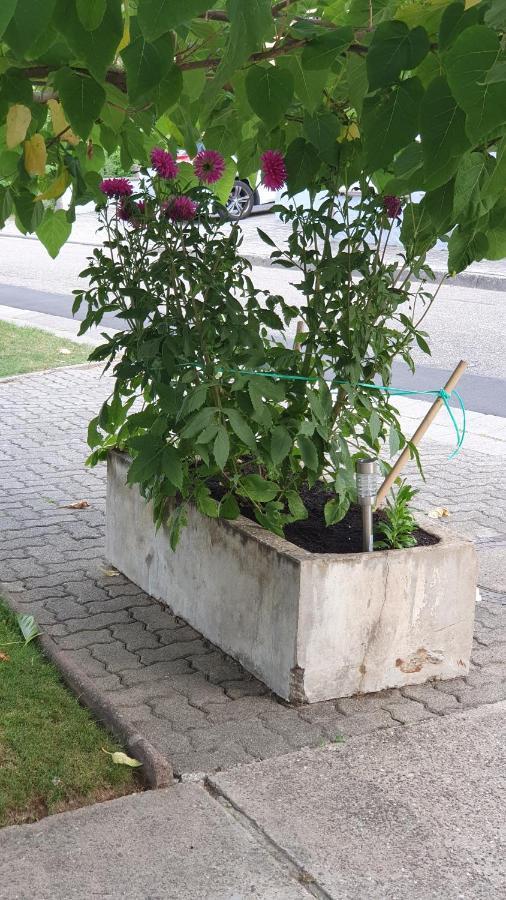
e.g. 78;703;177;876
106;452;477;703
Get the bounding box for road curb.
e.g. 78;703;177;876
245;254;506;293
2;589;173;791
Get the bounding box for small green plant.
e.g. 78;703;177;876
375;481;418;551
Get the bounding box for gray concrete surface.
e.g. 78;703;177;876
0;784;310;900
211;702;506;900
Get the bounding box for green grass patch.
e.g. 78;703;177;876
0;602;138;826
0;320;91;378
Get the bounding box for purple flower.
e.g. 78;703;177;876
193;149;225;185
383;195;402;219
151;147;178;180
100;177;133;198
260;151;286;191
164;196;198;221
117;199;147;224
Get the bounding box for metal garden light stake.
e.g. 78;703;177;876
356;458;379;552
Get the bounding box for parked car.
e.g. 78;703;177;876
176;150;278;220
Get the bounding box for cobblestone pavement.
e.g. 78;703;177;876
1;366;505;778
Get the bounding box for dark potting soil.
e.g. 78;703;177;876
210;481;439;554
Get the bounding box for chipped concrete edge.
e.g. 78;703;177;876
2;589;173;790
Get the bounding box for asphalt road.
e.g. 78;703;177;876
1;213;505;417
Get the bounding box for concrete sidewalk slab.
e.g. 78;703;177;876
210;703;506;900
0;784;310;900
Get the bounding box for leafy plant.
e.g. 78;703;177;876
0;1;504;275
375;481;419;550
76;148;432;545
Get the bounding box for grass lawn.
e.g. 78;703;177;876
0;602;139;826
0;320;91;378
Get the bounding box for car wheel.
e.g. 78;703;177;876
226;180;254;220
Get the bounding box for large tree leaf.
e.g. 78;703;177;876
36;209;72;258
13;189;43;233
54;69;105;140
481;137;506;208
245;65;294;130
4;0;56;56
138;0;217;41
76;0;106;31
420;75;470;190
423;179;456;233
438;1;481;51
277;55;328;114
6;103;31;148
367;20;430;90
285;137;320;194
400;200;437;257
483;197;506;259
452;151;488;221
24;133;47;175
0;0;17;39
301;27;353;71
445;25;506;144
448;225;488;273
304;112;341;166
362;77;424;171
121;19;173;103
54;0;123;81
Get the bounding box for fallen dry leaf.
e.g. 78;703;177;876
427;507;450;519
63;500;90;509
0;652;10;662
102;748;142;768
58;348;72;355
102;568;120;577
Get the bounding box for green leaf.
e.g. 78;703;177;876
212;157;236;206
304;113;341;166
54;0;123;82
225;408;256;452
324;495;350;527
415;333;431;355
138;0;215;41
481;197;506;260
127;437;163;484
445;25;506;144
297;434;318;471
482;137;506;208
213;426;230;470
102;749;142;768
121;19;173;103
16;613;40;645
245;65;294;130
362;77;424;171
35;209;72;258
286;490;307;521
369;410;381;443
0;0;17;39
220;493;240;520
4;0;56;56
301;27;353;71
221;0;274;75
277;55;328;114
400;200;437;256
285;137;320;195
196;487;220;518
270;425;292;465
153;64;183;116
452;151;487;221
367;21;429;90
447;226;488;274
420;76;470;190
485;0;506;28
76;0;106;31
239;475;279;503
13;190;43;234
161;445;183;490
423;179;456;233
54;69;105;140
180;407;216;439
389;426;401;458
439;1;481;51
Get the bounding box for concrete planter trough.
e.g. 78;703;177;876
106;451;477;703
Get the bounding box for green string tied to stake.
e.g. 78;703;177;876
180;363;467;459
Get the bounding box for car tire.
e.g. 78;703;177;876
226;180;255;220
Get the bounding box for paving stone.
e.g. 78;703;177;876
110;622;160;650
45;597;90;620
401;683;460;713
56;628;112;650
61;648;109;678
139;640;210;665
434;678;467;696
336;690;401;717
167;674;231;707
103;682;178;708
204;696;281;724
150;696;209;729
260;708;326;750
90;642;141;673
171;744;253;777
325;710;396;738
385;701;436;725
130;604;181;631
452;680;506;707
297;701;341;724
191;651;246;684
471;643;506;667
131;721;194;756
217;678;268;699
119;659;192;686
63;610;131;631
105;581;150;597
189;720;292;759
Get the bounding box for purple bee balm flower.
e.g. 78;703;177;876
193;149;225;185
383;195;402;219
165;196;198;221
260;150;287;191
100;177;133;198
151;147;178;180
